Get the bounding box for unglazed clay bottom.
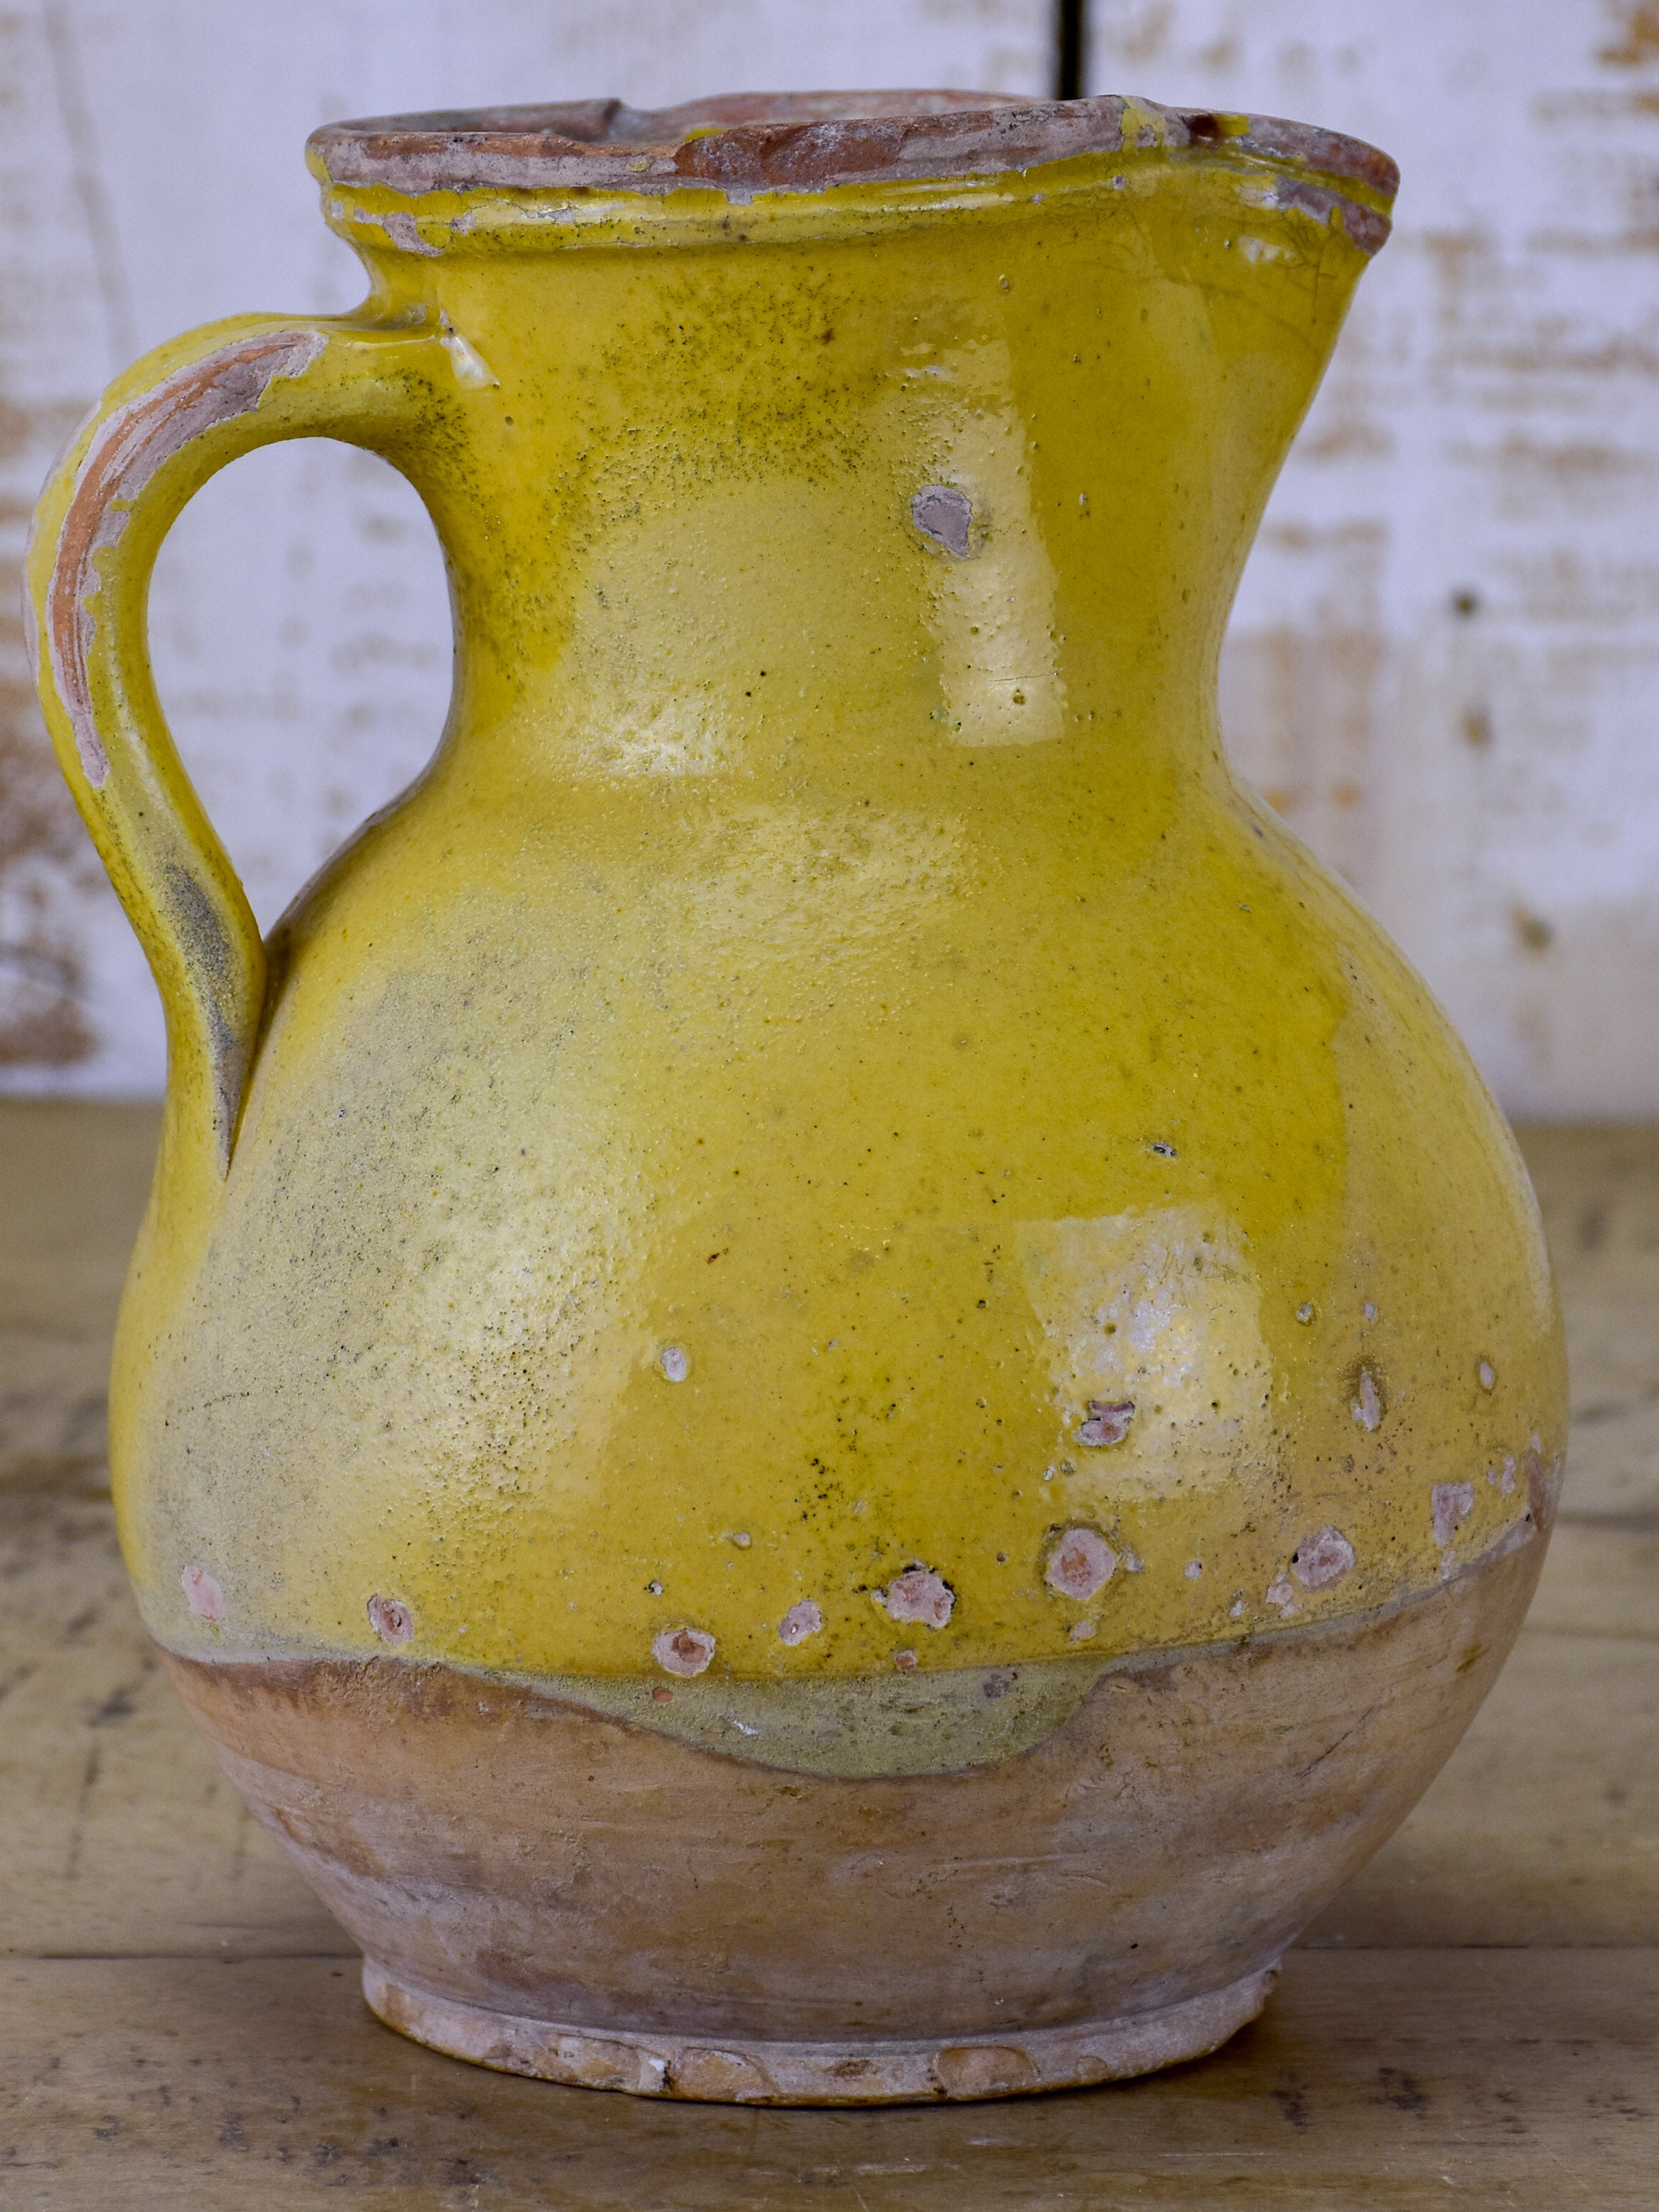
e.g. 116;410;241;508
359;1959;1277;2103
163;1531;1543;2105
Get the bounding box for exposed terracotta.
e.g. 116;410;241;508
166;1533;1542;2101
306;92;1397;243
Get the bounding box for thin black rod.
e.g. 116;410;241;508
1056;0;1088;102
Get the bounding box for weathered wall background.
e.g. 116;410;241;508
1;1;1655;1114
1090;0;1659;1115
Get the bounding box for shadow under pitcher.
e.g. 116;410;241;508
27;89;1566;2104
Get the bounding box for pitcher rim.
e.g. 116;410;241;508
306;89;1399;215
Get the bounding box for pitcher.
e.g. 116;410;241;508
29;90;1564;2104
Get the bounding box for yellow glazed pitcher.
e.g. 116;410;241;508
30;92;1564;2104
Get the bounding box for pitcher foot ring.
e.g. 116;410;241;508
361;1955;1277;2105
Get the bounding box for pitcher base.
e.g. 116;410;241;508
361;1955;1276;2105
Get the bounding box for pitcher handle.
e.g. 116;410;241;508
26;311;449;1189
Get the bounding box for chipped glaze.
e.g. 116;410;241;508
27;89;1564;2104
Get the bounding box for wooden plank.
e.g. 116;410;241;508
1;1950;1654;2209
2;1108;1655;2194
1305;1614;1659;1948
0;1466;348;1959
1516;1124;1659;1520
0;1103;158;1485
0;1098;347;1955
1523;1519;1659;1644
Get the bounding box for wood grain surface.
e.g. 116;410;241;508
1;1103;1654;2204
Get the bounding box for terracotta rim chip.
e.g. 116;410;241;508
306;90;1398;207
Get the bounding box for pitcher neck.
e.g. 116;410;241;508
337;117;1387;780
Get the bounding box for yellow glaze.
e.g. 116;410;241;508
29;123;1564;1692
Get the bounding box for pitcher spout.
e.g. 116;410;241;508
306;92;1397;783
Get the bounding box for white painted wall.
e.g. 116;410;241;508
3;1;1656;1118
0;0;1051;1093
1089;0;1659;1115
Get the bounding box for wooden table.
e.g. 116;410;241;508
1;1104;1653;2207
